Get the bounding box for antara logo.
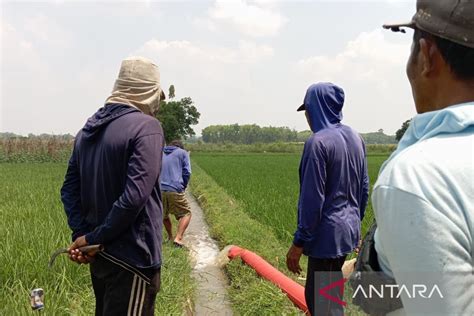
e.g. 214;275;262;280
318;278;348;306
319;278;444;307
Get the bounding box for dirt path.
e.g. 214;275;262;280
183;191;233;315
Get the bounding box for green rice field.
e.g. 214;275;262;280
192;152;389;243
0;163;194;315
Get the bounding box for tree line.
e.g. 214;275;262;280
202;124;298;144
201;125;403;145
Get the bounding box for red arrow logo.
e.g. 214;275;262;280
318;278;347;307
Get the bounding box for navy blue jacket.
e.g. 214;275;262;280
293;83;369;258
61;103;164;269
160;146;191;193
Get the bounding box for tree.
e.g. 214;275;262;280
156;96;200;143
297;130;312;142
168;85;175;99
201;124;297;144
360;131;397;144
396;119;412;142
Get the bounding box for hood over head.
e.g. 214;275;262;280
105;56;165;116
163;146;179;155
302;83;345;132
82;103;139;140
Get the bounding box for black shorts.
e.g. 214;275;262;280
90;253;161;316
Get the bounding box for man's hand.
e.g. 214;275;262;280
342;258;357;279
68;235;95;264
286;244;304;274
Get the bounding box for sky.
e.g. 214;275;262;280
1;0;418;136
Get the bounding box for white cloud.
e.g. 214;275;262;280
131;37;277;134
135;39;274;64
0;21;46;71
206;0;288;37
192;17;218;33
295;29;415;133
1;16;100;135
296;29;408;91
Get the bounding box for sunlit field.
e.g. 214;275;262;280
0;163;193;315
192;152;388;243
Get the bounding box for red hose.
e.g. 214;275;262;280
228;246;308;314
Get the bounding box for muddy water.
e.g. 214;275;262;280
183;192;233;316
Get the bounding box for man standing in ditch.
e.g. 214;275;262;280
370;1;474;315
160;139;192;247
61;57;165;315
286;82;369;316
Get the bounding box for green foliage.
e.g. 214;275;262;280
201;124;298;144
360;131;397;144
187;142;303;153
189;163;303;315
0;137;394;163
396;119;412;141
0;133;74;140
298;129;397;145
0;163;194;315
192;152;389;244
297;130;312;142
192;153;300;242
190;156;377;315
201;126;397;145
156;97;200;143
187;142;395;155
0;138;73;163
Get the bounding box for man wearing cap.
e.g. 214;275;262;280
286;83;369;316
61;57;166;315
374;0;474;315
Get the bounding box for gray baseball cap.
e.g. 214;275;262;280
383;0;474;48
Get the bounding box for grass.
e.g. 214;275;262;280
0;163;194;315
192;153;388;243
0;138;72;163
187;142;395;155
189;163;303;315
189;152;390;315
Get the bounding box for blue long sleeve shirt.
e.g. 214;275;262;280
160;146;191;193
61;103;165;269
293;83;369;258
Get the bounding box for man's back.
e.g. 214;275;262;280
374;119;473;315
300;124;368;257
62;103;165;269
61;57;166;316
160;146;191;193
289;82;369;316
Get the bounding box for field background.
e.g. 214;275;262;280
0;163;194;315
0;138;391;315
192;152;387;243
189;151;390;315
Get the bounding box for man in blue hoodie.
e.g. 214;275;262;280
286;82;369;316
61;57;165;315
160;139;192;247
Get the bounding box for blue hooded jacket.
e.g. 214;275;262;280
160;146;191;193
293;83;369;258
61;103;165;271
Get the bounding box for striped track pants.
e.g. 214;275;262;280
90;253;161;316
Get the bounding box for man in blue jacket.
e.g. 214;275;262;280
160;140;192;247
61;57;165;315
286;82;369;316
